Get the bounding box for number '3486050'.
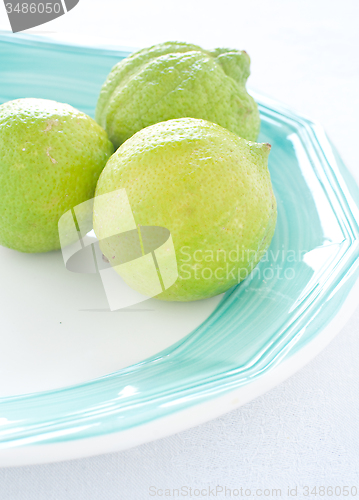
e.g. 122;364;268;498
5;3;62;14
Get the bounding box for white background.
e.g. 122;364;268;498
1;0;359;497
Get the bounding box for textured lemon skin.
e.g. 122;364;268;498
96;41;260;149
94;118;276;302
0;98;114;253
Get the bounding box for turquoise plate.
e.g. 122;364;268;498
0;33;359;466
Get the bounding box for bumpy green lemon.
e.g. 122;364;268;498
0;98;114;253
93;118;276;302
96;41;260;149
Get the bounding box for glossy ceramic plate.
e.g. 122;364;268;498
0;33;359;467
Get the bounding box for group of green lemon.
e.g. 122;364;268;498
0;41;276;301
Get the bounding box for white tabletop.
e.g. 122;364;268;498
1;0;359;496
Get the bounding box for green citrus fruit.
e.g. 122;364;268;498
96;41;260;149
93;118;276;302
0;98;114;253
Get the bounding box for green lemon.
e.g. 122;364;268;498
93;118;276;302
0;98;114;253
96;41;260;149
